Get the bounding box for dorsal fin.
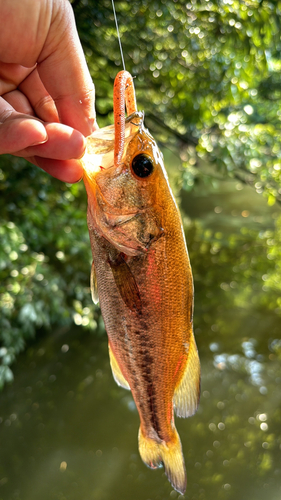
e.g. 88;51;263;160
173;331;200;417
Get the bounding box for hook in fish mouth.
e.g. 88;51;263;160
127;110;145;127
81;111;145;179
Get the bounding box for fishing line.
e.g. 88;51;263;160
111;0;126;71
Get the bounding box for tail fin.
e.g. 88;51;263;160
138;426;187;494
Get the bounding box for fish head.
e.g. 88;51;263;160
82;112;171;256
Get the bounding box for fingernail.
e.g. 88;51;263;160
88;117;99;135
31;137;48;146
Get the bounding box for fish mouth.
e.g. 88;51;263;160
81;111;144;182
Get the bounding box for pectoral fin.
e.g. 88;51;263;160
173;331;200;418
109;253;142;313
90;260;99;304
108;343;130;390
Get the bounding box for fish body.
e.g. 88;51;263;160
82;74;200;494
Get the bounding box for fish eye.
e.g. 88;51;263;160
131;154;154;179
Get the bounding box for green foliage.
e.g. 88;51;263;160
186;215;281;318
0;156;99;389
72;0;281;201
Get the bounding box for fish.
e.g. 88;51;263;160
81;70;200;494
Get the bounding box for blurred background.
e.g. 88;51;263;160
1;0;281;499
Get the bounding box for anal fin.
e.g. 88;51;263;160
173;330;200;417
108;343;130;390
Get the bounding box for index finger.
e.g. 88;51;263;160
37;0;97;137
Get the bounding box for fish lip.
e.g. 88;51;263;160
81;111;145;178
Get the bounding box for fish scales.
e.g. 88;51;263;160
89;208;190;433
82;72;200;494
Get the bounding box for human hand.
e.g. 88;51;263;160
0;0;97;183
